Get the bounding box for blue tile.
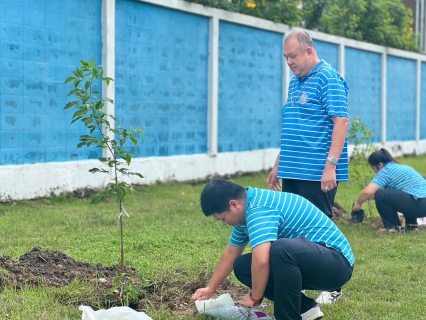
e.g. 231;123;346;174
1;41;24;59
1;131;24;148
0;4;24;24
24;8;45;28
0;148;25;165
45;146;67;162
0;22;24;41
23;147;46;164
0;95;24;114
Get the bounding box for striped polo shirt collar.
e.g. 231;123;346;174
296;59;325;82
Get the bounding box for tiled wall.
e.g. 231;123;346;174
0;0;102;165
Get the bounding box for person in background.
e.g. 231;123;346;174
267;30;350;304
192;179;354;320
352;148;426;234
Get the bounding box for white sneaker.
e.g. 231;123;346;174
315;290;342;304
301;305;324;320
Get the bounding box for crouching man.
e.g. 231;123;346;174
192;180;354;320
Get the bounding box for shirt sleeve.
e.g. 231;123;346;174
246;207;281;249
371;169;391;189
229;226;249;247
319;72;349;117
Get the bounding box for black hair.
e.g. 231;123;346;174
200;179;246;217
368;148;399;166
284;30;315;50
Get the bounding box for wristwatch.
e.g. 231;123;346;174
326;157;338;165
249;292;263;307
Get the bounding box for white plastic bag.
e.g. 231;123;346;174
195;294;274;320
79;305;153;320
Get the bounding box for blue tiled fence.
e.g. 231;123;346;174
1;0;426;166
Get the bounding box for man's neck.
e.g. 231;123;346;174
301;59;321;79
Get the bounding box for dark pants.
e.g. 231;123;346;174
282;179;337;219
281;179;342;293
375;189;426;228
234;237;353;320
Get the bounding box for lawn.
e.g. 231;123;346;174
1;154;426;319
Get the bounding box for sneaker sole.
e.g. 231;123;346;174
303;312;324;320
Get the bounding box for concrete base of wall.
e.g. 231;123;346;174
2;140;426;201
0;148;279;201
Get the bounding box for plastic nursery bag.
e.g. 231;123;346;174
195;293;274;320
79;305;153;320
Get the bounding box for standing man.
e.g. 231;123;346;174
192;180;354;320
267;30;349;304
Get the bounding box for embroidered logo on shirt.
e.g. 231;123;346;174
300;93;308;104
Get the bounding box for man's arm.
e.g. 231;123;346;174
192;243;246;301
267;153;282;191
322;116;349;191
240;242;271;307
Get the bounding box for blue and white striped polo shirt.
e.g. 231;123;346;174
371;162;426;199
278;60;349;181
229;187;355;266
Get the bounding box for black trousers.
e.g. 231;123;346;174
234;237;353;320
375;189;426;228
281;179;342;293
281;179;337;219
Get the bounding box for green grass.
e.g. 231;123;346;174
1;154;426;319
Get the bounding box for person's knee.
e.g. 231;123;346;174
233;254;251;279
375;189;385;201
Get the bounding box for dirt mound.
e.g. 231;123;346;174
332;202;351;224
0;246;135;288
0;247;247;318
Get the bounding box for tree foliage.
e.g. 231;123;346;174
185;0;419;52
64;58;144;272
303;0;418;51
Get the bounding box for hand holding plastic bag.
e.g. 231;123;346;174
195;294;274;320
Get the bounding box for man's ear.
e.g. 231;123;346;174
229;199;239;209
306;47;314;56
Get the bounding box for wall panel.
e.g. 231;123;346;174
386;56;416;141
218;21;282;152
115;0;209;157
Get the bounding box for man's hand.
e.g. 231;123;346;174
191;286;214;301
267;167;282;191
239;292;257;308
321;164;337;192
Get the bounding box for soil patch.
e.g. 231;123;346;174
0;247;247;318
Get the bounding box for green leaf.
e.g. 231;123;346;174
129;136;137;145
91;194;104;205
77;68;84;78
65;76;76;84
125;154;131;166
83;117;92;126
72;109;88;119
64;101;79;110
67;88;84;97
129;287;138;300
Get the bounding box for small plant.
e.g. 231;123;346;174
64;58;144;272
111;273;139;307
348;116;377;221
